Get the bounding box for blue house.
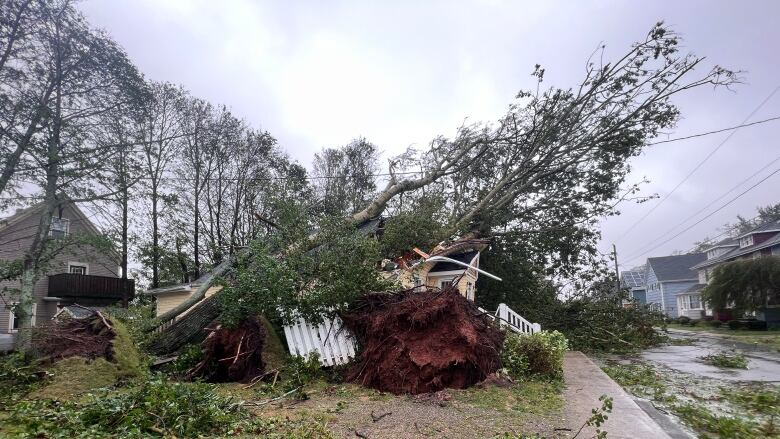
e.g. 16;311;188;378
643;253;706;318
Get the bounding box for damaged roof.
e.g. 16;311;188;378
428;250;479;272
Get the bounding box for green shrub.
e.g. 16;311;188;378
689;320;699;327
501;330;568;380
10;378;244;438
677;316;691;325
709;320;723;328
285;353;323;398
727;320;742;330
0;353;42;403
746;320;768;331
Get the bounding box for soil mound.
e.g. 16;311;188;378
32;312;115;361
186;317;266;383
340;287;504;394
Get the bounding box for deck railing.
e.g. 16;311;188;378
48;273;135;301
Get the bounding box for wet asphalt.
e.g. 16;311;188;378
642;330;780;382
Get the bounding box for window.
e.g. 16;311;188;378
739;235;754;248
68;263;88;275
50;217;70;238
8;303;36;332
439;279;453;289
689;295;701;310
466;282;474;301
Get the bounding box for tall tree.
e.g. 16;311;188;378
140;82;185;289
312;138;379;216
7;0;145;348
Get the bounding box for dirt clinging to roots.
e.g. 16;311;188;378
186;317;267;383
32;314;115;361
340;287;504;394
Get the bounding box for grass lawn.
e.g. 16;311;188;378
665;324;780;352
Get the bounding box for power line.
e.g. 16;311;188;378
621;164;780;266
614;85;780;243
620;153;780;259
646;115;780;146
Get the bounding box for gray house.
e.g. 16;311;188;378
620;266;646;304
643;253;707;318
0;202;134;338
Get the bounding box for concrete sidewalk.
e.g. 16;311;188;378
560;351;679;439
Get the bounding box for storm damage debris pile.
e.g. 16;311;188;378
341;287;504;395
186;317;267;383
32;310;115;361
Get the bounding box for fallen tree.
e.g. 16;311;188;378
341;287;504;394
144;23;737;333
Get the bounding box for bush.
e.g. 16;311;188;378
10;378;244;437
501;330;568;380
727;320;742;330
689;320;700;327
677;316;691;325
702;316;714;322
709;320;723;328
746;320;768;331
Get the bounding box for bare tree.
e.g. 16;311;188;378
140;82;185;289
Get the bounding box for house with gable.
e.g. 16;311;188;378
691;218;780;324
643;253;706;318
0;201;134;339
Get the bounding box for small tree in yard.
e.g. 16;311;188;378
702;256;780;316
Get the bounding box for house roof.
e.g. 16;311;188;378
428;250;479;273
647;253;706;282
620;266;645;288
737;218;780;238
0;201;104;238
705;236;739;250
692;227;780;270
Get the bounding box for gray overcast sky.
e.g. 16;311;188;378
79;0;780;270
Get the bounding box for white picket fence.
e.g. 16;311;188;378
284;303;539;366
282;315;356;366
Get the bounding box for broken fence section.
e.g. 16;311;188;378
282;315;356;366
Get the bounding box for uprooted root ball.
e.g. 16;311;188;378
340;287;504;394
186;317;267;383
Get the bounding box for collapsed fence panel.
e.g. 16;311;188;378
283;315;356;366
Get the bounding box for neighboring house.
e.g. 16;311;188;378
620;266;646;305
691;219;780;324
643;253;707;318
0;202;134;335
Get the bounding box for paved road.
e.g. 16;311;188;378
562;351;675;439
643;330;780;382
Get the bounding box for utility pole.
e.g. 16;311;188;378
612;244;621;294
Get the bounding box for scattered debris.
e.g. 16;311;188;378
370;410;392;422
341;287;504;394
413;389;453;407
476;372;514;388
186;317;266;383
32;310;115;361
